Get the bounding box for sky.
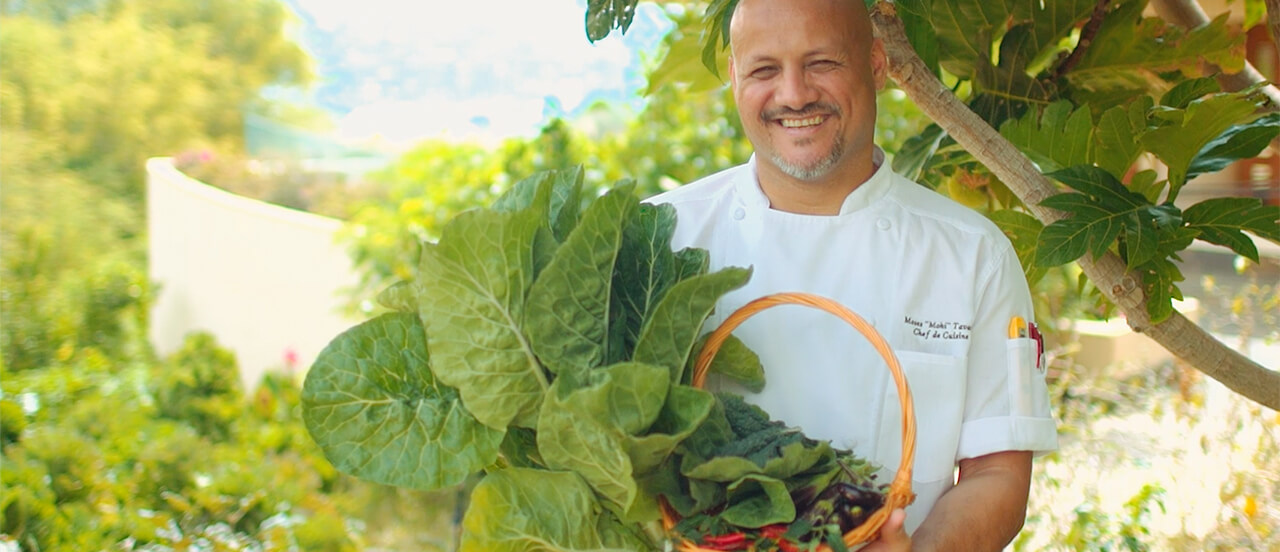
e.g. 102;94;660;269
281;0;672;149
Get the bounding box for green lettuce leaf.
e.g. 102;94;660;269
535;363;668;514
460;468;652;552
624;385;717;475
525;185;637;375
417;207;547;429
633;267;752;383
719;474;795;528
301;313;503;491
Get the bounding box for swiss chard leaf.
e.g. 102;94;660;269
525;185;637;375
720;474;795;528
301;313;503;491
460;468;647;552
375;280;416;312
682;440;833;484
624;385;717;476
1184;197;1280;261
614;202;682;358
537;376;639;514
493;166;584;243
633;267;752;383
417;207;547;430
689;334;766;393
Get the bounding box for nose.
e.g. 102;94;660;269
775;66;820;110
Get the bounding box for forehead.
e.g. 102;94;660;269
729;0;861;61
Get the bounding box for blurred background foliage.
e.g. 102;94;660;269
2;0;1277;550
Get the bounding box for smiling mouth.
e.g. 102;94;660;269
779;116;826;128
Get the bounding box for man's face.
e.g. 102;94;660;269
729;0;885;183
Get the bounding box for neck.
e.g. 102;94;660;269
756;149;877;215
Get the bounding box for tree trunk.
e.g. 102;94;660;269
868;2;1280;410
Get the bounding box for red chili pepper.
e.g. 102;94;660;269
701;532;750;551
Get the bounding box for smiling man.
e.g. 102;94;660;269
647;0;1059;550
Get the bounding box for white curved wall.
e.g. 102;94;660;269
146;157;361;389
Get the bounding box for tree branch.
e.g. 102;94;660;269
869;2;1280;410
1149;0;1280;111
1053;0;1113;81
1270;0;1280;47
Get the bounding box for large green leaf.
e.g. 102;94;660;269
624;384;716;475
1035;165;1157;266
632;267;752;383
1025;0;1096;70
565;362;671;437
895;0;939;77
1187;112;1280;182
999;100;1094;174
493;167;585;243
1093;96;1152;179
302;313;503;491
1185;197;1280;261
460;468;649;552
1142;92;1270;199
614;202;682;357
931;0;1013;78
417;207;547;429
720;474;796;528
525;185;636;375
682;440;832;483
537;378;638;514
1067;1;1243;99
1160;76;1220;109
701;334;765;392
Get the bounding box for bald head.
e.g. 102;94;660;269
729;0;875;60
722;0;887;211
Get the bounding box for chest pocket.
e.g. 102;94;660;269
874;350;966;485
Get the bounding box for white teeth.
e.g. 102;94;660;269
780;116;823;128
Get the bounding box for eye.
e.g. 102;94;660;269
808;59;839;71
750;65;779;79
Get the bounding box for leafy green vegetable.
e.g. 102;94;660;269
303;170;758;551
416;206;548;430
525;185;636;375
301;313;504;490
460;468;647;552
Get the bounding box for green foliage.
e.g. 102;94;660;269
151;333;245;441
0;0;310;200
303;172;773;549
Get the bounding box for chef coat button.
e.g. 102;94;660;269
876;218;891;230
733;207;746;220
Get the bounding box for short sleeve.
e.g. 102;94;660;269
956;240;1058;460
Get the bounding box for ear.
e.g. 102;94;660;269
869;38;888;90
728;53;742;99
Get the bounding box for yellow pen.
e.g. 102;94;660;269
1008;316;1027;338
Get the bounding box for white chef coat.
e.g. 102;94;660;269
647;150;1058;534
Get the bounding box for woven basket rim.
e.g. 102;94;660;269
666;291;917;551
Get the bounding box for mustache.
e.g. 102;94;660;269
761;103;840;121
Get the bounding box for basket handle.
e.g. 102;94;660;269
689;292;916;546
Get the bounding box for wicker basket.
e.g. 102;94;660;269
661;292;917;551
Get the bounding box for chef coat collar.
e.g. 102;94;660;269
735;147;892;216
